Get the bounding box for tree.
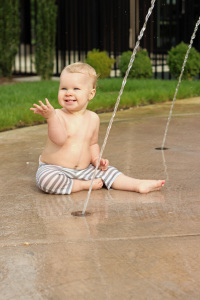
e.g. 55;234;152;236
34;0;57;80
0;0;20;78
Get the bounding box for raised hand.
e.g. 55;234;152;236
30;98;55;119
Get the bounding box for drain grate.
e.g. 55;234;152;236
71;211;92;217
155;147;169;150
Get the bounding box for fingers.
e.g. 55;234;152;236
30;98;54;117
30;103;43;114
31;98;50;109
39;100;48;110
99;158;109;170
102;159;109;167
34;103;44;110
45;98;52;108
40;98;51;109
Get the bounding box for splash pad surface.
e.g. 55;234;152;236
0;97;200;299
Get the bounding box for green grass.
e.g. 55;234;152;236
0;78;200;131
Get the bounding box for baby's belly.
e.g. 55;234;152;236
41;144;91;170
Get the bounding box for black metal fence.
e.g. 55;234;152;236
13;0;200;79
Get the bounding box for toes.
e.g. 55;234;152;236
159;180;165;188
156;180;165;190
92;179;103;190
98;179;103;187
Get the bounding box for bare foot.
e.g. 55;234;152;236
138;180;165;194
72;178;103;193
111;174;165;194
83;178;103;191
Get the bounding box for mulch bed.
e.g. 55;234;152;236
0;75;28;86
0;77;15;86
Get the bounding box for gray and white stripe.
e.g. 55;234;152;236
36;161;122;195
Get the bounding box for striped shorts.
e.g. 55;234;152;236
36;159;122;195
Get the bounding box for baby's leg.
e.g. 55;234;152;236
37;165;102;194
111;174;165;194
71;178;103;193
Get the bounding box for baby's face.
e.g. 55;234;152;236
58;71;96;113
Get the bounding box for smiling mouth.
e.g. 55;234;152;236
65;99;76;103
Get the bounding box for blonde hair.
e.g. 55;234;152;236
63;62;98;89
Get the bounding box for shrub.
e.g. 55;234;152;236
119;49;153;79
167;42;200;80
86;49;115;78
0;0;20;78
34;0;57;80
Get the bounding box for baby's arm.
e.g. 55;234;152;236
30;98;67;145
90;115;109;171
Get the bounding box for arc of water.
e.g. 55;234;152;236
161;17;200;150
161;148;169;182
82;0;157;215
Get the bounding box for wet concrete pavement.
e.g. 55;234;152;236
1;97;200;299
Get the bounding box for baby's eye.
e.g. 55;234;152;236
74;87;80;90
62;88;67;90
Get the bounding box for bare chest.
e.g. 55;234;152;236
66;117;95;141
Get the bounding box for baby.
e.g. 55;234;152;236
30;62;165;195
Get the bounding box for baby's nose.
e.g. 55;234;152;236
65;89;73;95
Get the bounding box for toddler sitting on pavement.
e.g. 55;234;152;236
30;62;165;195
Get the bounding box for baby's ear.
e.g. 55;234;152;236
89;89;96;101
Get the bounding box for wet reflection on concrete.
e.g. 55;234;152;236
0;97;200;299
